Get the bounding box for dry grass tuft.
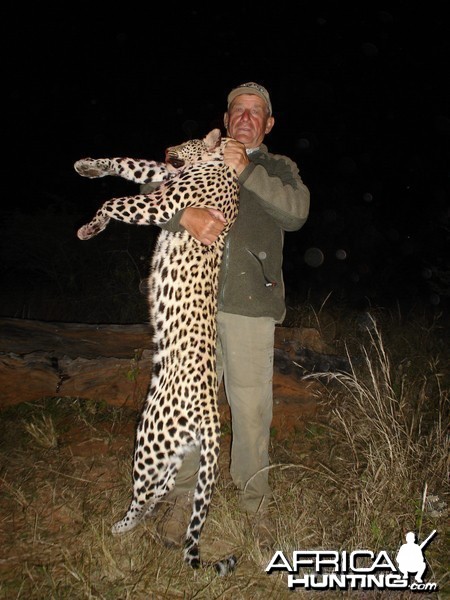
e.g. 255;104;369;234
23;414;59;449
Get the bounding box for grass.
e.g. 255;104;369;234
0;311;448;599
22;415;59;450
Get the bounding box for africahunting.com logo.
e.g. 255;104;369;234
266;530;438;592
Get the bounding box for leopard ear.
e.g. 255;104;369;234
204;128;221;150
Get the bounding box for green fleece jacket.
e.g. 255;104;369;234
142;144;310;323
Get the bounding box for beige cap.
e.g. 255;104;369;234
227;82;272;115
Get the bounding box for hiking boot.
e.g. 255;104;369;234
144;500;165;520
257;515;276;549
250;512;276;550
156;492;193;548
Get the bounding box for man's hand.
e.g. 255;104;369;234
223;140;249;176
180;207;226;245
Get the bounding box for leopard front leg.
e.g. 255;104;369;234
77;194;160;241
74;157;171;183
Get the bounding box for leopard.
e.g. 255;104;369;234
75;129;239;574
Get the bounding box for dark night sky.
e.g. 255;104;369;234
3;4;450;313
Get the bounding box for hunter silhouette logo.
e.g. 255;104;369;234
396;530;437;584
266;529;439;592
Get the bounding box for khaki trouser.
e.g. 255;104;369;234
168;311;275;514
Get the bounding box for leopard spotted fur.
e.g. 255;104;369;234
75;129;239;572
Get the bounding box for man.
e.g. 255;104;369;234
143;82;310;547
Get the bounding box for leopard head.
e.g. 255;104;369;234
165;129;224;171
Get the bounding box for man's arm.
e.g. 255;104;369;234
239;154;310;232
224;139;310;232
140;182;226;245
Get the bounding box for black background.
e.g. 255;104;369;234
3;3;449;316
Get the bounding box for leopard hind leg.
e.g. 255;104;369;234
111;445;187;535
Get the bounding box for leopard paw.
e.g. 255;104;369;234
111;517;138;536
77;219;109;240
74;158;112;179
77;224;95;240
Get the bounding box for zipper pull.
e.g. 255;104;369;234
246;249;277;288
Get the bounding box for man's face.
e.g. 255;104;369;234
224;94;274;148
